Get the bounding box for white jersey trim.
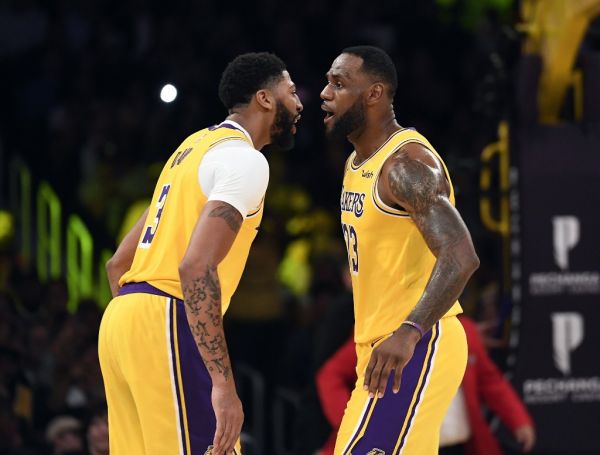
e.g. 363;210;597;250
165;298;184;455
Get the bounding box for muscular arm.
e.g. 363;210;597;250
179;201;242;383
364;143;479;398
179;200;245;453
383;143;480;332
106;208;149;298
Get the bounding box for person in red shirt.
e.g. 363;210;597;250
316;316;535;455
316;335;358;454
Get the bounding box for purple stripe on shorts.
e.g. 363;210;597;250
343;396;375;453
175;299;216;452
397;321;440;452
119;281;174;299
168;299;188;455
347;322;438;454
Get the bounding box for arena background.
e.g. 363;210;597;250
1;1;599;454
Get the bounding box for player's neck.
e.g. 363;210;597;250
349;113;402;164
225;112;270;150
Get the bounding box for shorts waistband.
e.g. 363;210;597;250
119;282;176;300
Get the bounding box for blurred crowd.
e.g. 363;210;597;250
1;0;522;453
0;268;108;454
1;0;516;242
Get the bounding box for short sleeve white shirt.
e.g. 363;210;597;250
198;121;269;217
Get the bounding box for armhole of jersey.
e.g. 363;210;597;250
372;138;454;217
403;136;454;200
371;139;421;218
372;169;411;218
246;196;264;218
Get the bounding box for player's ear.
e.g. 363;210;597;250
366;82;384;105
255;89;275;111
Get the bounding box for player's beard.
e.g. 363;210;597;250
270;100;296;151
328;97;366;140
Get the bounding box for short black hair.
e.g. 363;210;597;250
218;52;287;110
342;45;398;98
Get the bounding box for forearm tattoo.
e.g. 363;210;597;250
388;151;478;332
209;204;242;234
182;265;232;380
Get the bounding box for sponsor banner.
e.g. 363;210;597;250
512;127;600;452
528;216;600;296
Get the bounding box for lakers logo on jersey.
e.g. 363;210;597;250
366;449;385;455
341;128;463;345
340;186;366;217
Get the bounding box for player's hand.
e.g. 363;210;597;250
514;425;536;452
211;382;243;455
363;325;421;399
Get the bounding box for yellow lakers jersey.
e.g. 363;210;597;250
120;124;263;311
340;128;462;344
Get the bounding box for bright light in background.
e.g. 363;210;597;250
160;84;177;103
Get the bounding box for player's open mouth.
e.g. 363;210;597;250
292;114;301;134
321;105;335;124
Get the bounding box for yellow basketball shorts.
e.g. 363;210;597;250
334;316;467;455
98;282;241;455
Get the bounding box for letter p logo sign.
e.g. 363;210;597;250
551;312;584;376
553;216;580;270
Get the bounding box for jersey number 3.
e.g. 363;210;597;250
342;222;359;274
139;184;171;249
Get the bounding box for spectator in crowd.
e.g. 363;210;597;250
45;415;84;455
86;405;109;455
439;316;536;455
315;334;356;455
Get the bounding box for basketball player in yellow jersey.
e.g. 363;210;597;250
320;46;480;454
99;52;302;455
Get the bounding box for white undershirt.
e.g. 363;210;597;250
198;121;269;217
439;387;471;447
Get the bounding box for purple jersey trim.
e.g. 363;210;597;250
118;282;175;299
208;122;242;132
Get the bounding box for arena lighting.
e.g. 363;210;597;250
160;84;177;103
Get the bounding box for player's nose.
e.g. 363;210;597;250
320;83;333;101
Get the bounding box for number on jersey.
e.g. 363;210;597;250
342;222;359;274
139;184;171;248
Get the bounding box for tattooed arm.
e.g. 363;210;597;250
178;200;244;453
106;208;149;297
179;201;241;381
387;143;479;329
363;142;479;398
